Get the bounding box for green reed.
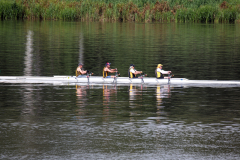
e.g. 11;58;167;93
216;5;239;22
175;5;219;23
0;0;24;19
1;0;240;22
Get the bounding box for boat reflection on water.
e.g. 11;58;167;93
156;85;171;124
129;84;143;108
75;85;89;120
74;83;171;123
102;85;117;122
129;84;146;121
103;85;113;106
76;85;88;98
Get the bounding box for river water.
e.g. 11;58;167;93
0;21;240;159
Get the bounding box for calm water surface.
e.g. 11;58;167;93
0;21;240;159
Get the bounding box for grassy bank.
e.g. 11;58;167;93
1;0;240;22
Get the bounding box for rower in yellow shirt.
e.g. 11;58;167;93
76;63;88;78
103;62;118;78
155;64;171;79
128;64;143;78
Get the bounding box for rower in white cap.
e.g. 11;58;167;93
155;64;171;79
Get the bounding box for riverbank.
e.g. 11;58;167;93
1;0;240;23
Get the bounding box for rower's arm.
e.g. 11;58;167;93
134;71;142;75
78;68;87;74
105;68;117;73
81;70;87;74
161;70;171;74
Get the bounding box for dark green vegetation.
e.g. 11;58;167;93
1;0;240;22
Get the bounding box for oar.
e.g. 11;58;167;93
140;72;147;83
168;74;174;84
140;72;147;77
115;72;120;77
114;71;120;83
87;70;94;76
87;70;94;83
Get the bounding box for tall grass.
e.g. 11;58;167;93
0;0;24;19
1;0;240;22
216;2;239;22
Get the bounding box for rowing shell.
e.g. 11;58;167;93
0;76;240;87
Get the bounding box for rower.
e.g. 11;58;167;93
155;64;171;79
76;63;88;78
103;62;118;78
128;64;143;78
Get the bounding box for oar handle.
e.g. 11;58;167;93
168;74;174;84
115;71;120;77
141;72;147;77
87;70;94;76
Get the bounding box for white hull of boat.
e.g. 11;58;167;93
0;76;240;87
